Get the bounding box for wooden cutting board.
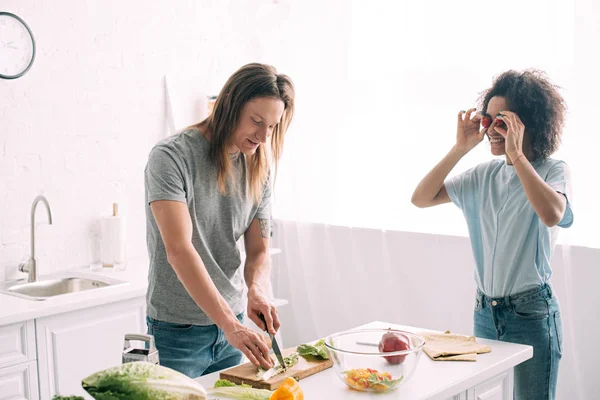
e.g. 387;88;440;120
219;347;333;390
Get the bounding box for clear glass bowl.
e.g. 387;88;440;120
324;328;425;393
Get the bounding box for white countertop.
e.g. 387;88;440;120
0;248;287;326
0;264;149;326
196;321;533;400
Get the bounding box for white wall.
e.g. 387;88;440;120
0;0;344;280
271;219;599;400
1;1;596;398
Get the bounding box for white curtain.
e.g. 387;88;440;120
275;0;600;247
270;221;599;399
258;0;599;398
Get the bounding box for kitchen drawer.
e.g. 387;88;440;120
471;370;512;400
0;321;36;368
0;361;39;400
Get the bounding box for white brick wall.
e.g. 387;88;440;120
0;0;329;280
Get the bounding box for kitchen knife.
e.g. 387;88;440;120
259;313;286;370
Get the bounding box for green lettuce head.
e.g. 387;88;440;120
81;362;207;400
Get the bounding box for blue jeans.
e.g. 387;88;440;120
146;313;244;378
474;284;563;400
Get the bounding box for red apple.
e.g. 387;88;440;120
378;331;410;364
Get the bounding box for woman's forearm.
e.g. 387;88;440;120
412;146;467;208
512;152;567;226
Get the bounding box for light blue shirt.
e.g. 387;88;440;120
445;158;573;297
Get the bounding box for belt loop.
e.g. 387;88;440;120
546;283;553;297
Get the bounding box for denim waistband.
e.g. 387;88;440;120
476;283;553;309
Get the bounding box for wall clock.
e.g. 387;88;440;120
0;12;36;79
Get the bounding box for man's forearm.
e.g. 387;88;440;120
168;246;240;332
244;250;271;294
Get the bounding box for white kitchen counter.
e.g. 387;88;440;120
0;264;149;326
0;248;286;326
196;321;533;400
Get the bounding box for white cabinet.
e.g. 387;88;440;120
0;320;38;400
0;361;39;400
470;370;512;400
444;370;513;400
36;297;146;399
0;320;36;369
447;393;468;400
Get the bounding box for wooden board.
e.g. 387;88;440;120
219;347;333;390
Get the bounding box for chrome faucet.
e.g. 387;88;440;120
19;195;53;282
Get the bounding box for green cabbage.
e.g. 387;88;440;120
81;362;207;399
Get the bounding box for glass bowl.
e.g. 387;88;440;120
324;328;425;393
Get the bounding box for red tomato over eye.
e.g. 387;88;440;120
481;116;492;128
495;118;506;129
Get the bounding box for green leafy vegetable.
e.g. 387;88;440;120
342;368;404;391
367;372;403;388
214;379;237;387
208;380;273;399
297;339;329;360
81;361;207;399
256;352;299;381
52;396;85;400
283;352;299;367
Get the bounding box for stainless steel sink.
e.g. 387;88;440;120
0;276;126;301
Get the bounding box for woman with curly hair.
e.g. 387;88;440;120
412;70;572;400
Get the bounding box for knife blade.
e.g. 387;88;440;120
259;313;286;370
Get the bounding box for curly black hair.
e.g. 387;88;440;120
478;69;567;160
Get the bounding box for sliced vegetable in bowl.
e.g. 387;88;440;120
343;368;403;391
325;328;425;392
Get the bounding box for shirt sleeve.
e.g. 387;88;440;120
145;146;187;204
254;170;272;220
444;166;478;210
545;161;574;228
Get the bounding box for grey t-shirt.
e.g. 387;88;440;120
144;128;272;325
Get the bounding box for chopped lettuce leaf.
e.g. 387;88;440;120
214;379;237;387
208;382;273;400
256;352;299;381
297;339;329;360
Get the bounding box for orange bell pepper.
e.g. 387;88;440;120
269;377;304;400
